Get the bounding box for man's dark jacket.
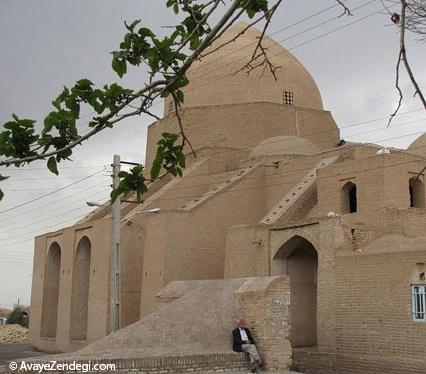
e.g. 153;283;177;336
232;327;255;352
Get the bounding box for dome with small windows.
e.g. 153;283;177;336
164;22;323;115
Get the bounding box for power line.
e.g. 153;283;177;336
213;3;395;83
190;0;376;80
7;175;107;181
0;179;109;224
4;132;426;248
115;114;426;174
188;0;357;77
2;141;426;256
0;168;106;215
0;108;423;231
0;164;106;172
133;0;395;117
1;111;424;228
3;185;110;192
0;0;378;148
0;212;99;248
0;188;110;235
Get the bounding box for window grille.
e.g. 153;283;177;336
283;91;294;106
412;285;426;322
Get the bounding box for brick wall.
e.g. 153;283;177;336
235;276;292;370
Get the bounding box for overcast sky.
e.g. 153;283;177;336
0;0;425;309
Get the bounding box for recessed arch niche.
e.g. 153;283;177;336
272;235;318;347
70;236;91;340
41;242;61;338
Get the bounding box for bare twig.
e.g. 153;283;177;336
335;0;353;16
388;0;426;127
400;1;426;108
234;0;283;79
387;49;404;127
0;0;286;172
171;91;196;159
405;0;426;41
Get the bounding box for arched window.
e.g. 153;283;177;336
409;177;425;208
70;236;91;340
41;242;61;338
341;182;357;213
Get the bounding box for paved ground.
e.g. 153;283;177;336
0;344;46;365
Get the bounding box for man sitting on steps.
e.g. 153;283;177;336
232;318;264;373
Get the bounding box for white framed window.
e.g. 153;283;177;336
283;91;294;106
411;285;426;322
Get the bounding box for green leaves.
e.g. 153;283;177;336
112;55;127;78
0;0;277;204
151;132;186;180
47;157;59;175
111;165;148;203
240;0;269;18
0;114;38;161
111;20;155;78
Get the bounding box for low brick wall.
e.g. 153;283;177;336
8;353;250;374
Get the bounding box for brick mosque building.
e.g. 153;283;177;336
28;24;426;373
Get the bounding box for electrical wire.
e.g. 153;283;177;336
0;188;110;235
0;168;106;215
2;139;426;251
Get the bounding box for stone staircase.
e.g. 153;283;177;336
259;156;339;224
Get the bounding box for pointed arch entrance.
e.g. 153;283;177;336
70;236;91;340
272;235;318;347
41;242;61;338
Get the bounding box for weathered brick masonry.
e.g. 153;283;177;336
28;22;426;373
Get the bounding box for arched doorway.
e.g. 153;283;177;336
272;235;318;347
41;242;61;338
70;236;91;340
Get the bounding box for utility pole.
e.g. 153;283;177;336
110;154;121;333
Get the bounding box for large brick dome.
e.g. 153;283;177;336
164;22;324;115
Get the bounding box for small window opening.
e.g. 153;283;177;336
341;181;357;213
409;177;425;208
412;285;426;322
283;91;294;106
